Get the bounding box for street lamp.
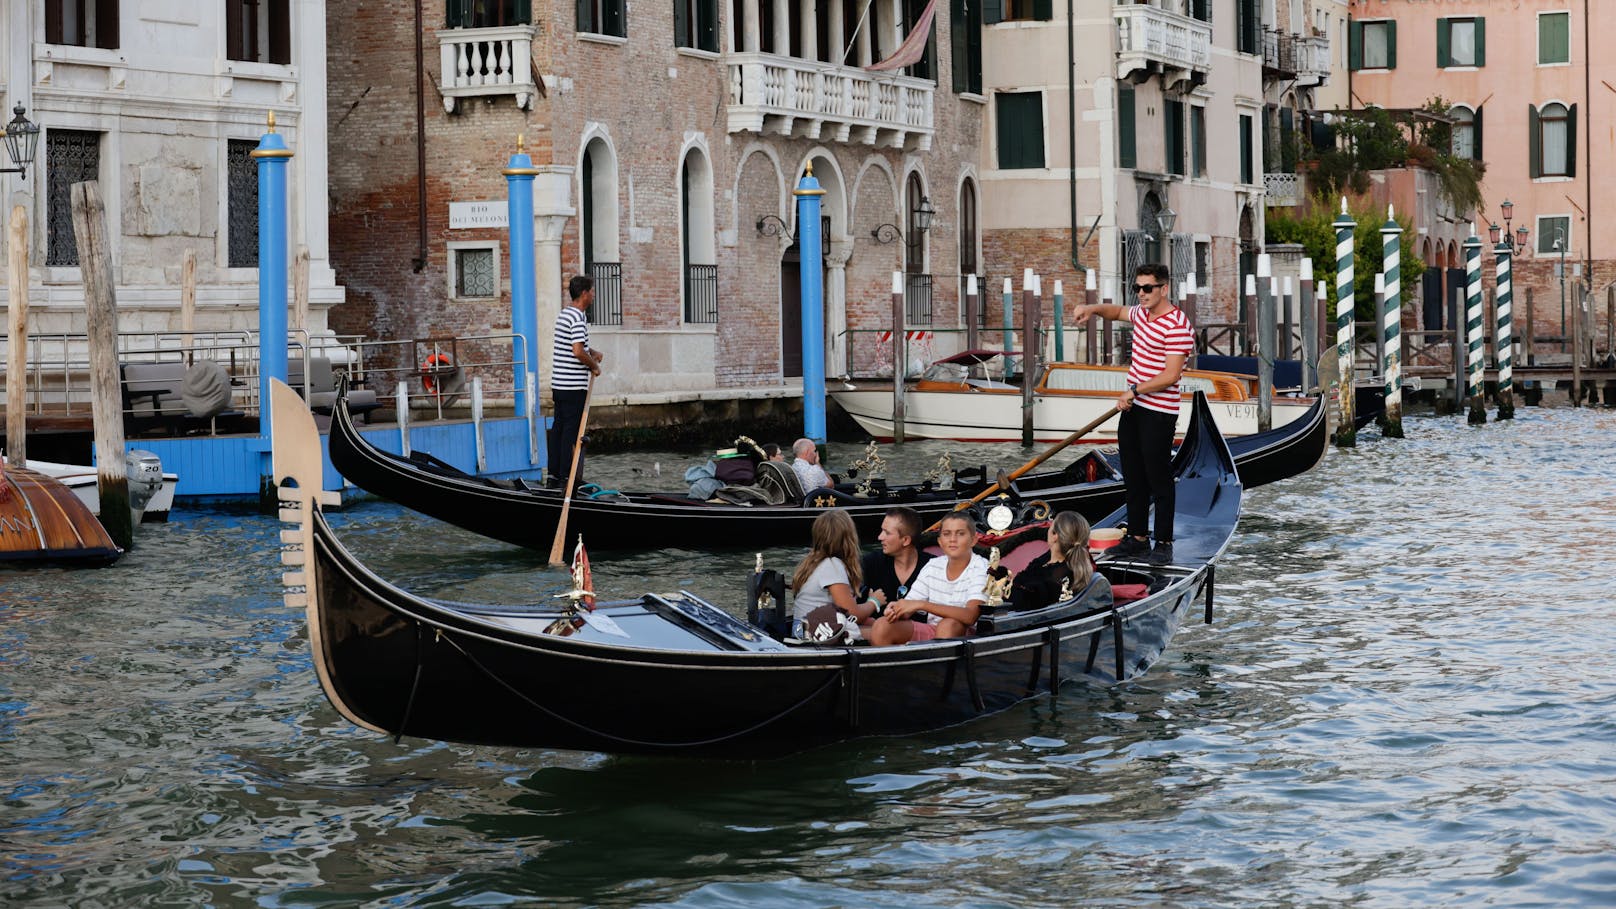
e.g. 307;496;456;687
1157;207;1177;236
1552;228;1567;351
0;104;41;178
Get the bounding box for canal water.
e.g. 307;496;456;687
3;407;1615;906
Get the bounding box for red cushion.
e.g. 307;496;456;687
1111;582;1149;602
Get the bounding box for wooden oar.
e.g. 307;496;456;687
926;405;1121;533
548;377;595;567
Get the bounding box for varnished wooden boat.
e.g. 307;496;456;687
273;380;1241;756
0;464;123;564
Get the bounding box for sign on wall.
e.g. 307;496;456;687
449;201;509;229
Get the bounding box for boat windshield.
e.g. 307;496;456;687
923;352;1022;384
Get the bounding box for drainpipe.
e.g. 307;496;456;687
1068;0;1079;271
1583;0;1592;294
412;0;429;273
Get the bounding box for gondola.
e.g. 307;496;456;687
274;381;1241;756
0;464;122;565
326;385;1319;553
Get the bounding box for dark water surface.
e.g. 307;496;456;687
4;409;1615;907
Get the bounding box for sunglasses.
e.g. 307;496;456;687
1133;283;1163;293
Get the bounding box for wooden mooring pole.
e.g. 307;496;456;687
1256;255;1274;432
6;205;29;468
891;270;905;444
70;180;134;550
1084;269;1098;364
180;248;196;364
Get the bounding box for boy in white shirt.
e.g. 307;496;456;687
867;512;988;645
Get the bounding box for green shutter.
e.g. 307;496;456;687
1191;106;1206;177
983;0;1001;26
1348;21;1362;70
951;0;967;92
1033;0;1051;22
1529;104;1541;178
1436;19;1450;67
1279;107;1294;172
675;0;689;47
1240;114;1253;184
1473;104;1483;161
1474;18;1485;66
1118;84;1136;169
1386;21;1397;69
1540;13;1568;64
1567;103;1577;177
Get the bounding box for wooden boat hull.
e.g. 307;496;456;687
0;466;122;564
326;388;1320;555
275;382;1242;756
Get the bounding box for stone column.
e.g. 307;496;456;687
744;0;761;51
800;0;818;61
827;240;853;377
829;0;845;65
856;0;874;65
774;0;790;56
533;167;576;396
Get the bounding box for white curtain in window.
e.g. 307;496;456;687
1542;103;1568;174
1363;24;1389;68
1450;107;1474;159
1450;21;1476;65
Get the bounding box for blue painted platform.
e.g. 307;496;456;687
123;417;544;500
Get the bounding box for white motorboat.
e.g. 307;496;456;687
830;350;1313;443
25;451;176;524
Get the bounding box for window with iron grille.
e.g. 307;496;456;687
227;0;291;64
904;273;933;325
227;140;259;268
588;261;624;325
453;246;497;298
46;130;101;268
45;0;119;48
684;264;718;323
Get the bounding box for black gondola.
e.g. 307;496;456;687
326;386;1319;553
274;382;1242;756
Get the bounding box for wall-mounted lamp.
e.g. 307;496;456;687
871;222;902;244
873;195;934;244
1156;207;1177;236
756;214;790;239
0;105;42;179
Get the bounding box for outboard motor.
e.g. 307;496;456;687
125;449;165;523
746;554;789;640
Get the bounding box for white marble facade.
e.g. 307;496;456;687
0;0;341;339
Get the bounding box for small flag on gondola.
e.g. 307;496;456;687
571;536;595;612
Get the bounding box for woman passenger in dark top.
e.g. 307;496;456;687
1007;511;1113;611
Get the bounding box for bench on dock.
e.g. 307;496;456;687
288;356;380;421
121;361;247;436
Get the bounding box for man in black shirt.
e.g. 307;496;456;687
852;506;932;620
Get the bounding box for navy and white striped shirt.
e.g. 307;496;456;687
553;306;592;391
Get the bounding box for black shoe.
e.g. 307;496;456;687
1110;535;1150;559
1148;542;1174;565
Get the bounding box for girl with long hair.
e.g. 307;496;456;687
790;509;863;638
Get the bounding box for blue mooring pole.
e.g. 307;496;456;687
795;163;827;444
253;112;292;470
504;136;539;427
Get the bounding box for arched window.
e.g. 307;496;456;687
581;137;622;325
958;178;978;325
1537;102;1570;176
1449;105;1478;161
680;147;717;323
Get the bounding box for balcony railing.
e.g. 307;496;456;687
727;52;934;151
1264;172;1301;207
1294;35;1331;87
1114;4;1211;88
589;262;624;326
436;25;538;113
905;273;933;326
1262;29;1295;78
685;264;718;324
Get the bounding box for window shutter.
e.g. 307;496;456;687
577;0;592;32
1386;21;1397;69
1348;21;1362;70
1474;18;1485;66
1033;0;1051;22
951;0;967;93
1436;19;1449;68
607;0;624;37
1528;104;1541;178
983;0;1001;26
1566;103;1577;177
1164;100;1180;175
1118;84;1136;169
675;0;690;47
1193;0;1209;22
46;0;62;44
1473;105;1483;161
227;2;243;58
95;0;120;48
268;0;290;64
1279;106;1294;172
702;0;718;49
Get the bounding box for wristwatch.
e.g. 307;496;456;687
1127;383;1138;395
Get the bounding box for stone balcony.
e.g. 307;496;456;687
1265;172;1301;207
1114;4;1211;90
726;52;934;150
436;25;538;113
1294;35;1331;87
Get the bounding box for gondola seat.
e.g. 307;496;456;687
754;460;804;506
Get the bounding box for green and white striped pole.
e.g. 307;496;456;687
1494;238;1516;419
1464;228;1486;425
1333;199;1357;447
1380;205;1404;438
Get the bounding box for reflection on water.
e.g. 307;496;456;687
3;408;1615;906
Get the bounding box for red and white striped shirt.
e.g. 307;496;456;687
1127;305;1195;414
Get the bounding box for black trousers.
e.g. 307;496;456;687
548;388;589;487
1118;405;1178;543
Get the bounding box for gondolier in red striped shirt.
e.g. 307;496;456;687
1069;263;1193;565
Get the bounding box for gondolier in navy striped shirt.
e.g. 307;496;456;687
1068;263;1193;565
549;275;605;489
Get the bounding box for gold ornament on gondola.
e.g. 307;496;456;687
847;440;887;496
922;450;955;489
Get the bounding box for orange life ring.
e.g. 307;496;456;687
421;353;455;394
